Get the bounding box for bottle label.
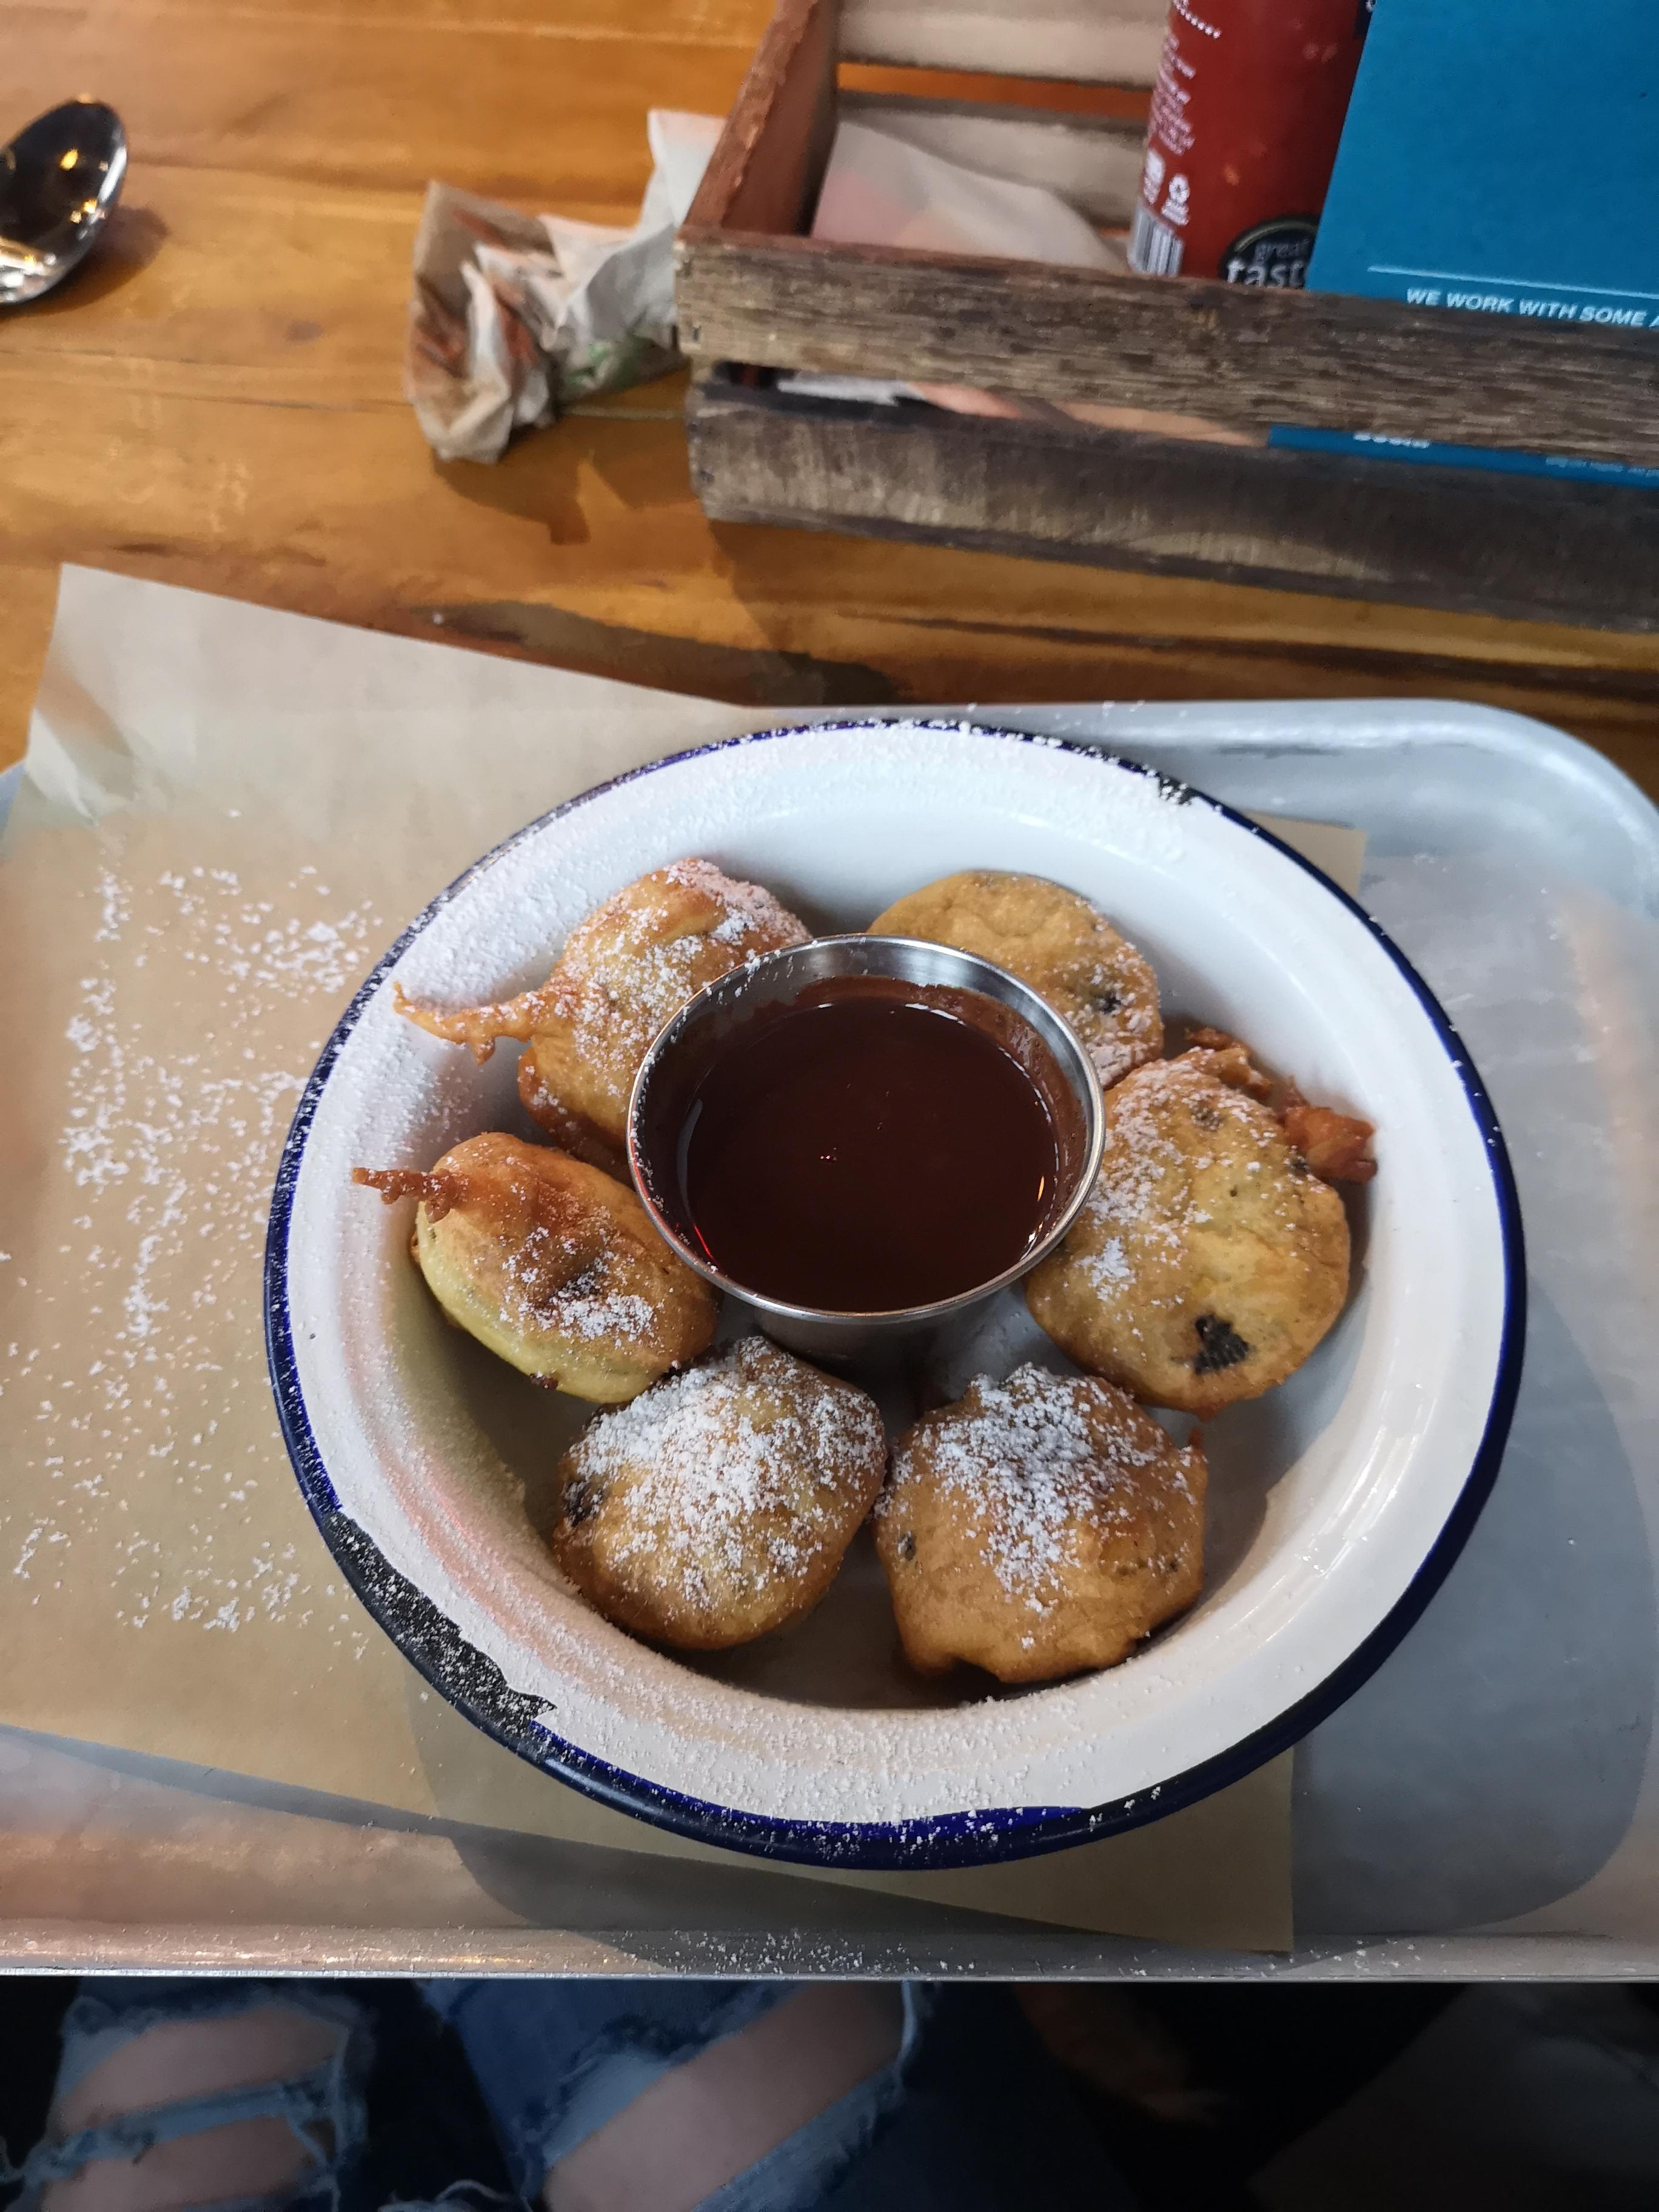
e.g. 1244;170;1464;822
1222;217;1319;289
1129;203;1185;276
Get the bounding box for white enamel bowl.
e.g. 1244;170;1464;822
266;720;1523;1870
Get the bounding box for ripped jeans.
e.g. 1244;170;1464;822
0;1979;1121;2212
2;1983;367;2212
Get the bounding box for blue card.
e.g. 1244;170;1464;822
1282;1;1659;482
1308;0;1659;328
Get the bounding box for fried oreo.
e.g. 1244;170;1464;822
549;1336;886;1651
1024;1047;1352;1415
877;1364;1205;1683
868;869;1162;1088
397;860;810;1170
355;1132;716;1403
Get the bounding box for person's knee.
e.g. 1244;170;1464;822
42;2004;344;2212
544;1983;904;2212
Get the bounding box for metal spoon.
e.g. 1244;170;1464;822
0;98;127;306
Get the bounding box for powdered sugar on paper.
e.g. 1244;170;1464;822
3;856;381;1647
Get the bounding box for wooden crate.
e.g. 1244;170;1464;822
676;0;1659;631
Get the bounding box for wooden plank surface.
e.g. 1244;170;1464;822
675;231;1659;466
686;374;1659;635
839;0;1167;86
3;0;1659;802
687;0;837;234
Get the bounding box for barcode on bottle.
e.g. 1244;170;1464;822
1128;203;1184;277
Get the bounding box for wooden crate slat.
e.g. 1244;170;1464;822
840;0;1167;86
686;374;1659;632
678;232;1659;468
685;0;838;235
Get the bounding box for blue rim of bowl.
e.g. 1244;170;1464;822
263;719;1527;1874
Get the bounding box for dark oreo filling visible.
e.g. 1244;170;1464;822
896;1531;917;1562
563;1477;605;1528
1193;1313;1251;1374
1091;987;1122;1014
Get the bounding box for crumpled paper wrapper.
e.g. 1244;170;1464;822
406;101;1250;461
406;110;721;463
405;103;1248;463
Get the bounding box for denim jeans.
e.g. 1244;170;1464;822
2;1981;366;2212
1;1979;1135;2212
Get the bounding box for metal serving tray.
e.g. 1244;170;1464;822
1;697;1654;1979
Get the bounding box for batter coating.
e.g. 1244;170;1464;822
867;870;1162;1088
876;1364;1205;1683
1024;1047;1352;1415
397;860;811;1167
354;1132;716;1404
550;1336;886;1651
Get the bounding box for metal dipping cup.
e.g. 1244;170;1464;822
626;935;1105;1364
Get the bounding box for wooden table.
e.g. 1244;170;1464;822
4;0;1658;797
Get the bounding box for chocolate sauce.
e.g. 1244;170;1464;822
669;978;1065;1313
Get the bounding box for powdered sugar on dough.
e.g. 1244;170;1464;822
1084;1236;1131;1290
554;857;809;1075
495;1218;657;1347
564;1338;883;1613
1078;1051;1297;1293
1089;998;1160;1089
885;1365;1182;1614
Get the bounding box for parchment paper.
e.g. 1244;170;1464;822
0;568;1334;1951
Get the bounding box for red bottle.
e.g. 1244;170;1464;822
1129;0;1372;287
